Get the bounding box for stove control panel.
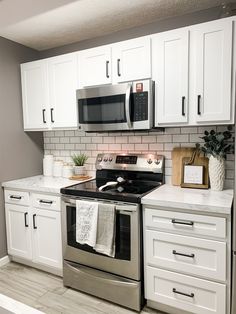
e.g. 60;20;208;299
96;153;164;173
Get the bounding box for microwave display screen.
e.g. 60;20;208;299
79;94;127;124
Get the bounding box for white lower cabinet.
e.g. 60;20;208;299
144;207;230;314
4;189;62;273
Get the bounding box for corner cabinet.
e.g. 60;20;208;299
4;189;62;275
153;18;235;127
21;53;78;131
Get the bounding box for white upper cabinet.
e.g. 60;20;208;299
78;46;112;88
112;37;151;83
153;29;189;125
48;53;78;129
193;19;233;123
21;60;49;130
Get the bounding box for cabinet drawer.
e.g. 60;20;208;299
146;267;226;314
145;208;226;239
146;230;226;281
32;193;60;211
5;190;30;206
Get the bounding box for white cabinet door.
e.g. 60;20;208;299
5;204;32;260
78;46;112;87
112;37;151;82
153;29;189;125
193;19;233;123
32;208;62;269
21;60;49;130
48;53;78;129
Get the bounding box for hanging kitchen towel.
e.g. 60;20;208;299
76;200;98;247
94;203;116;257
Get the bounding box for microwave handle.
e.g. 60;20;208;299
125;84;132;129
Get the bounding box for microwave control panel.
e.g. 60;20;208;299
132;92;148;122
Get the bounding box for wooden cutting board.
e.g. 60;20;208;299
171;147;195;186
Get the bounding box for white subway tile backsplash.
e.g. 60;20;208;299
43;125;234;186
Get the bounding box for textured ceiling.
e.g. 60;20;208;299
0;0;234;51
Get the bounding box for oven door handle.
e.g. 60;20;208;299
125;83;132;129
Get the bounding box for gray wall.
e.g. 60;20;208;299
40;6;222;58
0;37;43;258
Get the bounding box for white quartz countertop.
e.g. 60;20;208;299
2;175;94;194
142;184;233;215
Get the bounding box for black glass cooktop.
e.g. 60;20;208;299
61;179;162;203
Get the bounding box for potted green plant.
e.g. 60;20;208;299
71;153;88;175
199;126;234;191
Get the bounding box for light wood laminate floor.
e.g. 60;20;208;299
0;262;165;314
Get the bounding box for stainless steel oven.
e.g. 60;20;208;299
77;79;154;132
61;196;142;310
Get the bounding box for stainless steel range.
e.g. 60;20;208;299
61;153;164;311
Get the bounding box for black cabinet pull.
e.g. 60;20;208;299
33;214;37;229
50;108;55;123
106;60;109;78
171;219;194;226
173;288;194;298
24;212;29;227
10;195;22;200
117;59;121;77
182;96;185;116
172;250;195;258
42;109;46;123
39;199;53;204
197;95;201;115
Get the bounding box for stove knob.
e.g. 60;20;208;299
147;159;153;164
97;157;102;162
109;157;113;162
103;157;108;162
154;159;160;165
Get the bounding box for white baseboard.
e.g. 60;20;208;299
0;255;10;267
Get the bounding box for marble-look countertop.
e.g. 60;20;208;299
142;184;234;215
2;175;94;195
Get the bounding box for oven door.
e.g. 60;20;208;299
61;196;141;281
77;83;132;132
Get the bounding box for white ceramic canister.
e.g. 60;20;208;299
43;155;54;176
62;163;74;178
53;160;63;177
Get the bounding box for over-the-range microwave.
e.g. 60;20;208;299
77;79;154;132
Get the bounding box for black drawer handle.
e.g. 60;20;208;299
39;200;53;204
182;96;185;116
197;95;201;115
173;288;194;298
173;250;195;258
24;212;29;228
33;214;37;229
106;60;109;78
50;108;55;123
171;219;194;226
10;195;22;200
117;59;121;77
42;109;46;123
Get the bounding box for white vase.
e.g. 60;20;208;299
74;165;86;176
208;155;225;191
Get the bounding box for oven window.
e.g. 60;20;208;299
78;94;127;124
66;206;131;260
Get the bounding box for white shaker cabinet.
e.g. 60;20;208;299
153;29;189;125
78;46;112;88
21;60;49;130
112;37;151;83
5;203;32;260
193;19;233;123
21;53;78;131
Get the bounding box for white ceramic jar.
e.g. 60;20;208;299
62;164;74;178
43;155;54;176
53;160;63;177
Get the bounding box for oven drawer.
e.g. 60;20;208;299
146;230;226;281
32;193;60;211
4;190;30;206
145;208;226;239
146;267;226;314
